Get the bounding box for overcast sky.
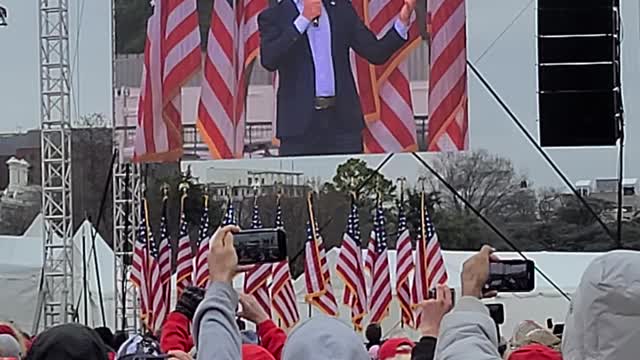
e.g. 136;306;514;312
0;0;638;189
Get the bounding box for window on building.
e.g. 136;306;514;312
248;178;252;185
623;186;635;196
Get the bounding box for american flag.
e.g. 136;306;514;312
351;0;420;153
368;204;392;324
426;0;469;151
244;203;272;317
271;199;300;329
304;219;338;316
175;194;193;296
395;204;414;327
365;229;376;274
194;196;211;288
149;230;169;331
134;0;200;162
158;197;173;310
197;0;267;159
336;200;368;331
131;205;151;328
412;192;448;326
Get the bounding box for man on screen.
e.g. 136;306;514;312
258;0;416;156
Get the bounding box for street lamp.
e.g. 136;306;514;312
0;5;7;27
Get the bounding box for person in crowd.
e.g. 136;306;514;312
257;0;416;156
113;331;129;355
238;293;287;359
411;284;453;360
434;245;502;360
368;345;380;360
365;324;382;350
161;286;205;354
507;344;562;360
194;224;371;360
25;323;110;360
378;338;414;360
0;323;28;357
506;320;560;357
561;250;639;360
0;333;23;359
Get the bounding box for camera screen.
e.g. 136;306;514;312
487;261;533;292
234;230;285;265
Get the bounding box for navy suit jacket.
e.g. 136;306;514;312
258;0;406;139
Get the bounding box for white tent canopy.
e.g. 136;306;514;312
0;219;116;333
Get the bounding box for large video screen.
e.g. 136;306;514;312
114;0;468;161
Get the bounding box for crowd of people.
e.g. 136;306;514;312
0;224;638;359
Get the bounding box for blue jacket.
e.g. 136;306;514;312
258;0;406;138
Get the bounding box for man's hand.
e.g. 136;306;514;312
416;284;453;337
398;0;416;26
238;293;270;325
461;245;498;299
302;0;322;22
208;225;241;284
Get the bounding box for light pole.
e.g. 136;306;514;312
0;5;7;27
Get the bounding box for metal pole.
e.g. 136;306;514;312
82;221;88;325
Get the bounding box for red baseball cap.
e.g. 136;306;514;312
378;338;415;360
508;344;562;360
242;344;276;360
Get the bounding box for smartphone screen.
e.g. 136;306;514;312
486;259;535;292
233;228;287;265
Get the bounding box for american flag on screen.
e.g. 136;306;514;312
426;0;469;150
412;192;448;326
368;204;392;324
395;204;414;327
336;199;368;331
175;194;193;296
158;197;173;310
271;198;300;329
197;0;268;158
194;196;211;287
244;202;272;317
303;202;338;317
133;0;200;162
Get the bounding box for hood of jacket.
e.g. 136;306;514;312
282;316;369;360
562;250;640;360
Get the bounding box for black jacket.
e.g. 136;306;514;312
411;336;437;360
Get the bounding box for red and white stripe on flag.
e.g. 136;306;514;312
304;223;338;316
197;0;267;159
357;0;421;153
245;264;273;318
134;0;200;163
395;225;414;327
271;260;300;329
426;0;469;151
175;198;193;296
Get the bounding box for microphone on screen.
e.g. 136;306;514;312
312;16;319;27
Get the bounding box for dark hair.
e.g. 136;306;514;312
94;327;114;351
113;331;128;352
365;323;382;344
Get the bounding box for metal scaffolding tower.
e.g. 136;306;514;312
39;0;74;328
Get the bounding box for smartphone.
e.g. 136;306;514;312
427;288;456;304
552;323;565;337
485;259;535;292
486;303;504;325
233;228;287;265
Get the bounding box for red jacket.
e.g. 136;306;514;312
160;312;194;353
160;311;287;360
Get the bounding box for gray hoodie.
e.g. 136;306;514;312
562;250;640;360
282;316;369;360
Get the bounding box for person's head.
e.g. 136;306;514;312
562;250;640;360
283;316;369;360
507;344;562;360
0;323;27;356
378;338;414;360
113;331;128;353
365;324;382;345
0;334;22;359
24;323;109;360
94;327;115;351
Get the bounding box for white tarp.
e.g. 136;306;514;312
0;219;115;332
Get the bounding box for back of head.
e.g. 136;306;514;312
113;331;128;353
242;344;275;360
562;250;640;360
283;316;369;360
508;344;562;360
25;323;109;360
378;338;414;360
0;334;22;359
94;327;114;351
365;323;382;347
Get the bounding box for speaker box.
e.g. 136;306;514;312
537;0;620;147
